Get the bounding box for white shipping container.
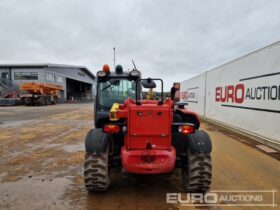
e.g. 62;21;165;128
180;42;280;146
180;73;206;116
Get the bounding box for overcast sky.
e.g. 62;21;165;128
0;0;280;90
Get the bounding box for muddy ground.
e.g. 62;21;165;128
0;103;279;210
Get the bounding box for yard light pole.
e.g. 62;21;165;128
113;47;116;70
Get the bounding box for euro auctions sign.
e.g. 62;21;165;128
181;87;198;103
216;84;280;103
215;72;280;114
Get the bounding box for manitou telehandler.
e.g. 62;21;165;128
84;64;212;193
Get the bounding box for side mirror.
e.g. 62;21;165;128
175;102;188;109
142;78;156;89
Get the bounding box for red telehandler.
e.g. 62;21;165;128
84;64;212;193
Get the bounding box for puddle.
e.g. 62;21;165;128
0;176;73;209
0;119;40;128
61;142;84;153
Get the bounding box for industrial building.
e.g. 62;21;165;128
0;63;95;101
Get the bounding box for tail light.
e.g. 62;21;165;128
178;125;195;135
103;124;120;133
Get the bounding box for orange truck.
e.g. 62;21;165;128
20;82;63;105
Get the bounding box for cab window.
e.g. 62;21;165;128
98;79;136;109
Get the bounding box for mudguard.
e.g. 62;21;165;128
85;128;110;154
187;130;212;153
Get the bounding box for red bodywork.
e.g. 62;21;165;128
121;146;176;174
115;98;176;174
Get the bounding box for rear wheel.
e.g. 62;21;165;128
84;147;110;192
182;148;212;193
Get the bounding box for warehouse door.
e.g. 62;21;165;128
66;78;92;102
1;72;9;83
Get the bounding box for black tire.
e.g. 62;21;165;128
182;148;212;193
85;129;110;154
24;98;29;106
84;146;110;192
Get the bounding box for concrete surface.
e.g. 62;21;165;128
0;104;279;210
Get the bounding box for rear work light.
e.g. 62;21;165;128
178;125;195;135
103;124;120;134
130;70;140;77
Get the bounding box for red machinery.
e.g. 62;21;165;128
84;65;212;193
113;98;176;174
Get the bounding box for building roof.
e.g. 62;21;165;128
0;63;95;79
